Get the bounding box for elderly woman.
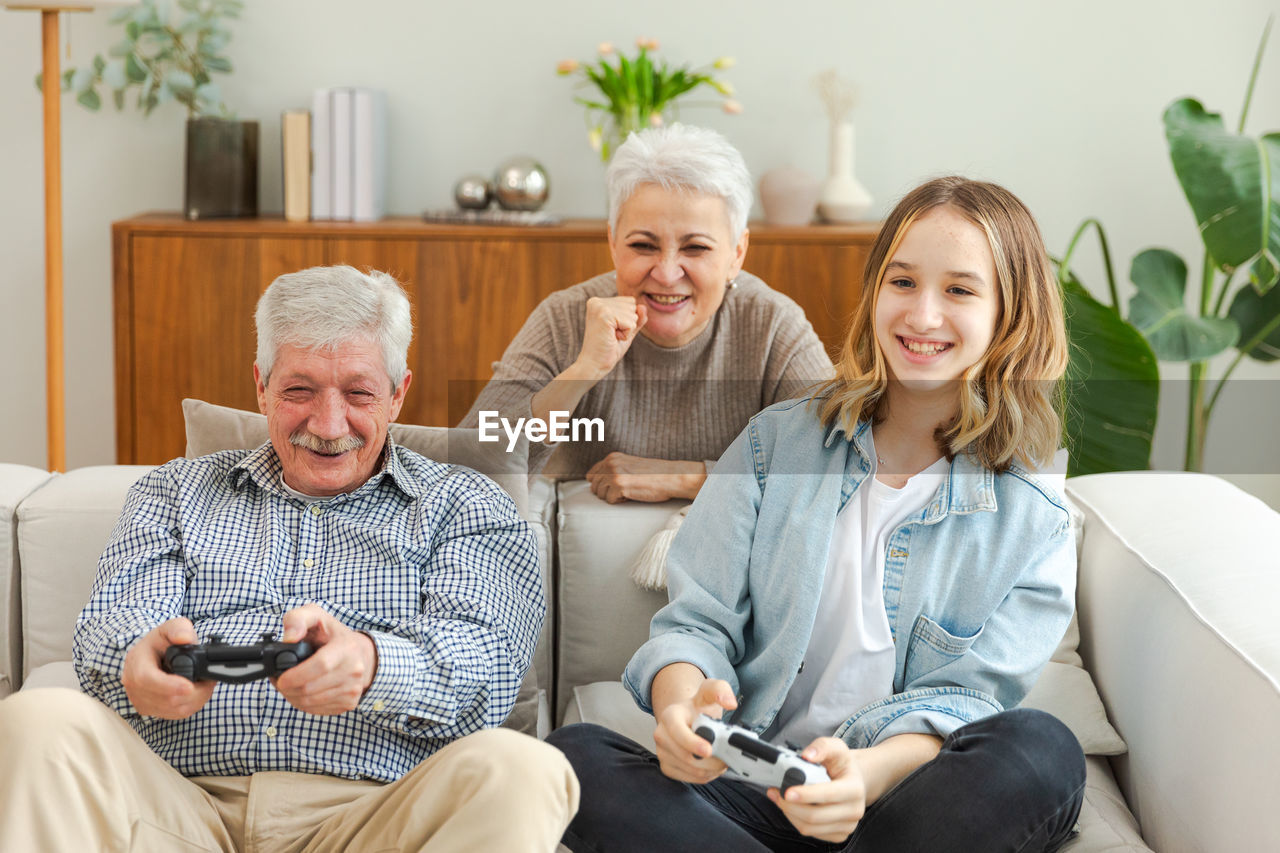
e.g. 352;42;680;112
461;124;833;503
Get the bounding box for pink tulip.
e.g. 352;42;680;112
636;37;660;51
556;59;580;75
722;99;743;115
597;42;614;55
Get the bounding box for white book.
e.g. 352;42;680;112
330;87;354;220
352;89;388;222
310;88;331;220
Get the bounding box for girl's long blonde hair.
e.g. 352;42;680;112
817;176;1068;472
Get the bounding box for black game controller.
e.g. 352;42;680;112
163;633;314;683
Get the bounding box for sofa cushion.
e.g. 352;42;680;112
553;480;675;723
17;466;154;678
0;464;56;696
21;660;76;691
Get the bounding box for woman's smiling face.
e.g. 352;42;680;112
609;183;748;348
874;204;1001;394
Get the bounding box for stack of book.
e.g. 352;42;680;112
283;87;388;222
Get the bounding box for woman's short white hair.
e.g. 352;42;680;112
255;265;413;387
606;124;752;240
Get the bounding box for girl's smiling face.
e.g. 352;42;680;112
874;205;1001;394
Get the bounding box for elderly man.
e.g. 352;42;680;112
0;266;578;851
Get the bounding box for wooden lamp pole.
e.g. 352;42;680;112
5;4;89;471
40;7;67;472
8;2;137;470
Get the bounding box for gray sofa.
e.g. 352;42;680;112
2;459;1278;852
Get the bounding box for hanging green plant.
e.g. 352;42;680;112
36;0;243;118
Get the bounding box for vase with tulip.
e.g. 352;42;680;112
557;38;740;161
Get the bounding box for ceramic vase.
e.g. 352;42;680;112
184;117;259;220
759;167;821;226
818;120;872;223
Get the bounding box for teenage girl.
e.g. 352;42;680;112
548;176;1085;853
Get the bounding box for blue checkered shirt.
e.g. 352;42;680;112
73;438;543;782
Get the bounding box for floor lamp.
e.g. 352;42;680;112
6;1;136;471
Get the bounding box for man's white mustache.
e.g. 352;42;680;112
289;431;365;455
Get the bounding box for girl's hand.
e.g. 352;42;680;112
573;296;648;379
652;678;737;784
767;738;868;843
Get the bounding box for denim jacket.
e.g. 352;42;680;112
623;397;1075;748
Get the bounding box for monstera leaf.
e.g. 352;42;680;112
1228;276;1280;362
1128;248;1239;361
1061;273;1159;476
1164;99;1280;294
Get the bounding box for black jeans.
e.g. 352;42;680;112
547;707;1085;853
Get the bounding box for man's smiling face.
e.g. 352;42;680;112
255;339;410;496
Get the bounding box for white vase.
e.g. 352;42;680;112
758;166;821;226
818;120;873;223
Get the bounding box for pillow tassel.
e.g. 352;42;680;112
628;507;689;591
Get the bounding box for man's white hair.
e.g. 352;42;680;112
255;265;413;387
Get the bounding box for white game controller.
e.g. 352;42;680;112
693;714;831;793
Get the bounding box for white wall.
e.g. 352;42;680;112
2;0;1278;501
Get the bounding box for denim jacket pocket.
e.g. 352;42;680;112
903;614;984;686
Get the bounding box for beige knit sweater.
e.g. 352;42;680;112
459;271;835;477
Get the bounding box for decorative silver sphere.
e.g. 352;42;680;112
492;156;549;211
454;174;492;210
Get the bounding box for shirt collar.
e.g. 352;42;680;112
830;417;997;518
228;433;421;501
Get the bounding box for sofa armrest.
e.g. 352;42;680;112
1067;472;1280;853
0;465;57;696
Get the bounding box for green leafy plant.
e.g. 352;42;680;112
557;38;740;161
1058;17;1278;473
36;0;242;117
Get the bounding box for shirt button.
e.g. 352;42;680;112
265;726;278;738
372;699;385;712
303;558;314;568
309;505;322;516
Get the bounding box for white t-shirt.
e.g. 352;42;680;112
764;439;950;750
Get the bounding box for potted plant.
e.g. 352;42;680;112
1058;17;1278;475
39;0;253;219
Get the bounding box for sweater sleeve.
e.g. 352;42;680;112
760;298;836;407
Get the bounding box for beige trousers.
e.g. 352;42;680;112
0;688;579;853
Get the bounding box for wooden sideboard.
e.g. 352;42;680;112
112;214;880;464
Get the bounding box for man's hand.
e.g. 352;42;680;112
586;453;707;503
121;617;215;719
766;738;868;843
273;604;377;715
653;678;738;784
573;296;648;379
